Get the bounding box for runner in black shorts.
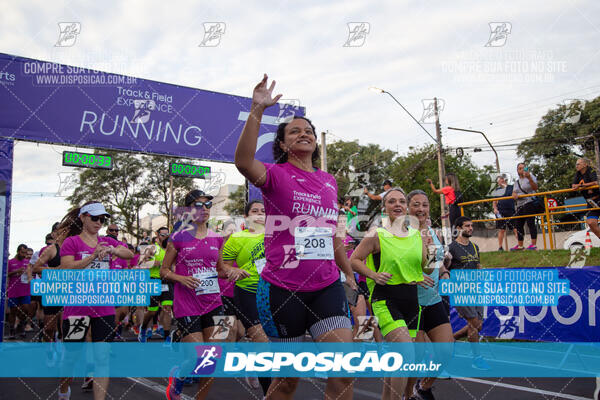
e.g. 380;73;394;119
137;227;174;344
32;223;66;342
160;190;248;400
235;75;357;400
57;202;133;400
351;188;433;399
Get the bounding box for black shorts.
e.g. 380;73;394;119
256;278;351;341
586;200;600;219
420;301;450;333
175;306;224;337
42;305;63;315
31;295;42;304
148;282;174;311
358;280;370;298
496;210;515;230
62;315;115;342
221;295;236;317
371;284;421;338
234;286;261;330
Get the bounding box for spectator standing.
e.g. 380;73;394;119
493;174;518;251
511;163;542;250
572;158;600;239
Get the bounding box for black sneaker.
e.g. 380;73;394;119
81;377;93;392
498;247;504;251
416;385;436;400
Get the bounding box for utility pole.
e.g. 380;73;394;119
321;131;328;172
434;98;449;243
594;133;600;188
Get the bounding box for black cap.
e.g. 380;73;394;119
184;189;214;206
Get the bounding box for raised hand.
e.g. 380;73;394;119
252;74;282;109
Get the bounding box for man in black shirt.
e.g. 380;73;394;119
572;158;600;239
448;217;489;369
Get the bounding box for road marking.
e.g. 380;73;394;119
129;376;590;400
127;377;193;400
313;378;590;400
454;377;590;400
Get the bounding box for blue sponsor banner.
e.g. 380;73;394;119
450;266;600;342
31;269;161;306
440;268;570;306
0;342;598;377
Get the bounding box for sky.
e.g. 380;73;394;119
2;0;600;253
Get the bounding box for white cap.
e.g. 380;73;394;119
79;203;111;217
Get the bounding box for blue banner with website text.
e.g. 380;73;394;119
0;342;599;377
450;266;600;342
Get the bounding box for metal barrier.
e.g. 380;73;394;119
458;186;600;250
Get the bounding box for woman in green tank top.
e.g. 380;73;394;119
350;188;434;400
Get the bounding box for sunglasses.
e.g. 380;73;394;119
88;214;107;224
194;201;213;209
107;228;119;233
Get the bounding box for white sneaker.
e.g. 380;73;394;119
245;376;260;389
58;386;71;400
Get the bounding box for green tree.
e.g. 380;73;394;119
67;150;153;240
326;140;396;197
389;145;494;225
224;184;247;216
143;155;195;222
517;97;600;194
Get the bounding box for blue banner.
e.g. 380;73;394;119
450;266;600;342
0;342;599;378
0;53;302;163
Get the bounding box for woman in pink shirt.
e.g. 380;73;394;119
160;189;249;400
6;244;32;339
57;201;133;400
235;74;358;400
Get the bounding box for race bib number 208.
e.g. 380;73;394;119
294;227;334;260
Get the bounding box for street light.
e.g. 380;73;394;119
369;86;449;241
447;127;500;173
369;87;437;143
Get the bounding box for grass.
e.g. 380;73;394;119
480;247;600;268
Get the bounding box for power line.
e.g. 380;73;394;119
445;84;600;126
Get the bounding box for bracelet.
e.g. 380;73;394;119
440;271;450;278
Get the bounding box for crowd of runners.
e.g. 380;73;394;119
3;75;505;400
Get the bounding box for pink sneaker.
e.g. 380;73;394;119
526;245;537;250
510;245;523;251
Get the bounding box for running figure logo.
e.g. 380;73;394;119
192;345;223;375
209;316;235;340
277;99;301;124
280;245;300;269
419;99;445;124
64;316;90;341
497;315;519;339
485;22;512;47
343;23;370;47
199;23;226;47
55;22;81;47
561;99;584;124
354;316;378;340
133;100;156;123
